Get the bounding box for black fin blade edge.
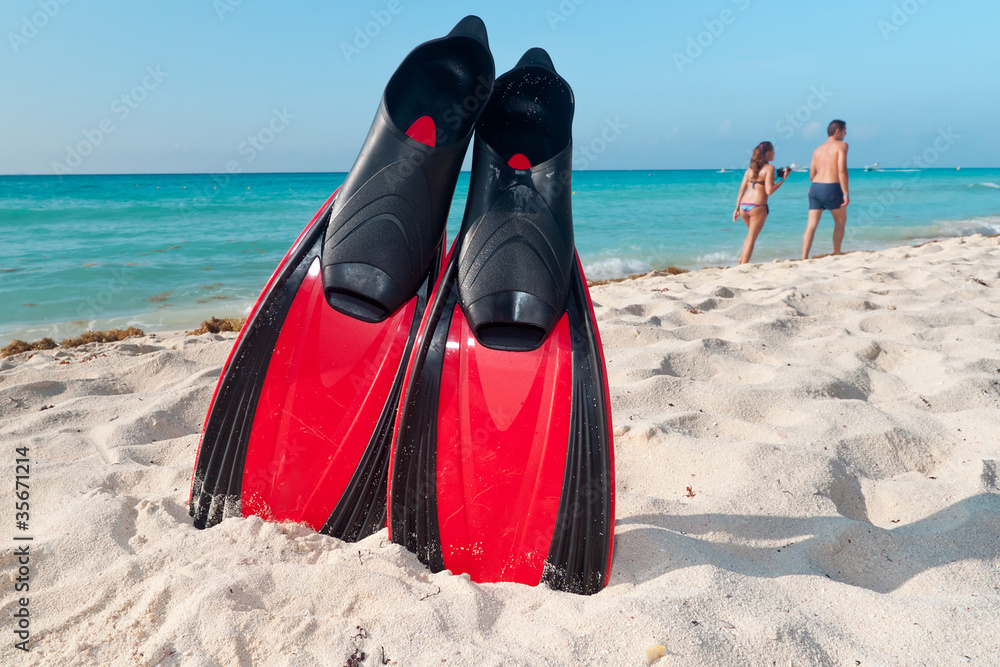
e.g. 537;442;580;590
189;207;330;528
388;264;457;571
319;269;433;542
541;261;614;595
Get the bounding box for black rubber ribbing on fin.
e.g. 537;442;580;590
457;171;574;351
388;264;457;572
455;47;576;352
540;262;614;595
189;207;330;529
322;16;494;322
320;268;435;542
321;162;431;322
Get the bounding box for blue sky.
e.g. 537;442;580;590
3;0;998;174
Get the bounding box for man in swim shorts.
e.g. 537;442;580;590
802;119;849;259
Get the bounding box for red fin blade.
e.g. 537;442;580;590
507;153;532;170
405;116;437;147
242;265;417;531
435;306;573;585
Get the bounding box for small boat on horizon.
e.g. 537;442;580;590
865;162;881;172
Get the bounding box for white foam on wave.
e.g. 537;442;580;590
696;251;738;266
931;216;1000;238
583;257;653;281
969;182;1000;189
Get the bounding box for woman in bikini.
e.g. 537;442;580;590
733;141;788;264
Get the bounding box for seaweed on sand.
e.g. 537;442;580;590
186;317;246;336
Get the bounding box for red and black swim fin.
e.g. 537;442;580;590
388;48;615;594
189;16;494;541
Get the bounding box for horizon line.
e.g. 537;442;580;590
1;167;995;178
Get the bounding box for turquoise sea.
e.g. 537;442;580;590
2;169;998;345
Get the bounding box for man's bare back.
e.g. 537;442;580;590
811;139;849;185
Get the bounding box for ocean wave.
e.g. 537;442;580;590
583;257;652;280
969;182;1000;189
930;216;1000;238
695;251;737;266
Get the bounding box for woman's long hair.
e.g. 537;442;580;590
749;141;774;180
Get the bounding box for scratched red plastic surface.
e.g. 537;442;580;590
435;306;573;584
189;192;337;499
240;263;416;529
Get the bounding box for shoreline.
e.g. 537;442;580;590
588;231;1000;286
5;234;998;348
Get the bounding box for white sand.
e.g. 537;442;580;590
2;235;999;666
